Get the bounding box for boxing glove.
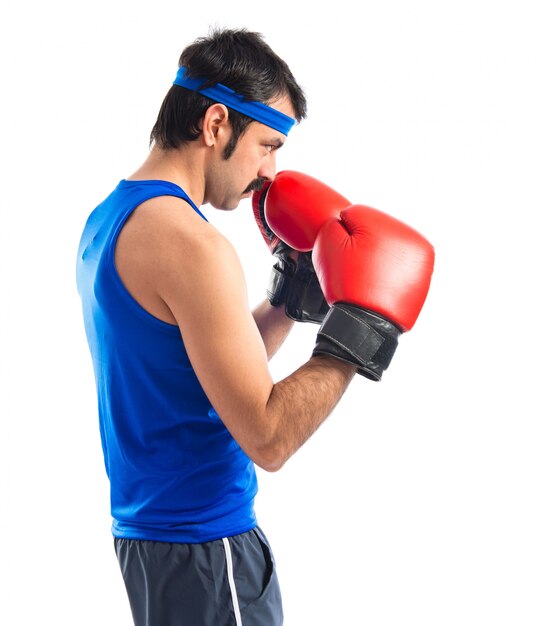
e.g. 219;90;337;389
263;170;351;251
252;182;329;323
312;204;435;380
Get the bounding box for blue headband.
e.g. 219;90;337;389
173;66;296;136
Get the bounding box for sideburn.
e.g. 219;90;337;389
223;113;252;160
223;135;239;160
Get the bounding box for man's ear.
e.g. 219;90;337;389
201;103;230;147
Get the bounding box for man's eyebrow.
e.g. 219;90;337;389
271;138;285;149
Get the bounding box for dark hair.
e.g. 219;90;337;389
150;28;307;157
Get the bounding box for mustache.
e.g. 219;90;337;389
243;178;268;194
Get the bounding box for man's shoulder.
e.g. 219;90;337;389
124;194;238;279
125;194;221;248
114;193;240;324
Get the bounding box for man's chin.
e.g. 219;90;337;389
211;198;242;211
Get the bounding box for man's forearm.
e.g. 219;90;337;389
252;299;295;360
255;354;356;471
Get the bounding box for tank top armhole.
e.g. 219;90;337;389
102;180;208;331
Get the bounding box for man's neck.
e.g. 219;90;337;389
127;144;206;207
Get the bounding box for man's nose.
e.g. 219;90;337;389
258;153;277;182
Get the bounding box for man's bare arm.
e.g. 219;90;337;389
120;197;356;472
252;299;295;360
260;354;355;470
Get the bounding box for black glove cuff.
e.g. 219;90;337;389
267;254;329;324
313;304;401;381
267;263;292;307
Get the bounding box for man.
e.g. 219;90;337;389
77;27;434;626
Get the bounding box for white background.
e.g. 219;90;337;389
3;0;539;624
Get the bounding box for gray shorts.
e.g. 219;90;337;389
114;527;283;626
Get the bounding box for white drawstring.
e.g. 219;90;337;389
223;537;243;626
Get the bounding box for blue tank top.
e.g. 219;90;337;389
76;179;258;543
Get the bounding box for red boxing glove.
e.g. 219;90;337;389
312;204;435;380
263;170;351;251
254;170;351;322
252;183;282;255
252;182;329;323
